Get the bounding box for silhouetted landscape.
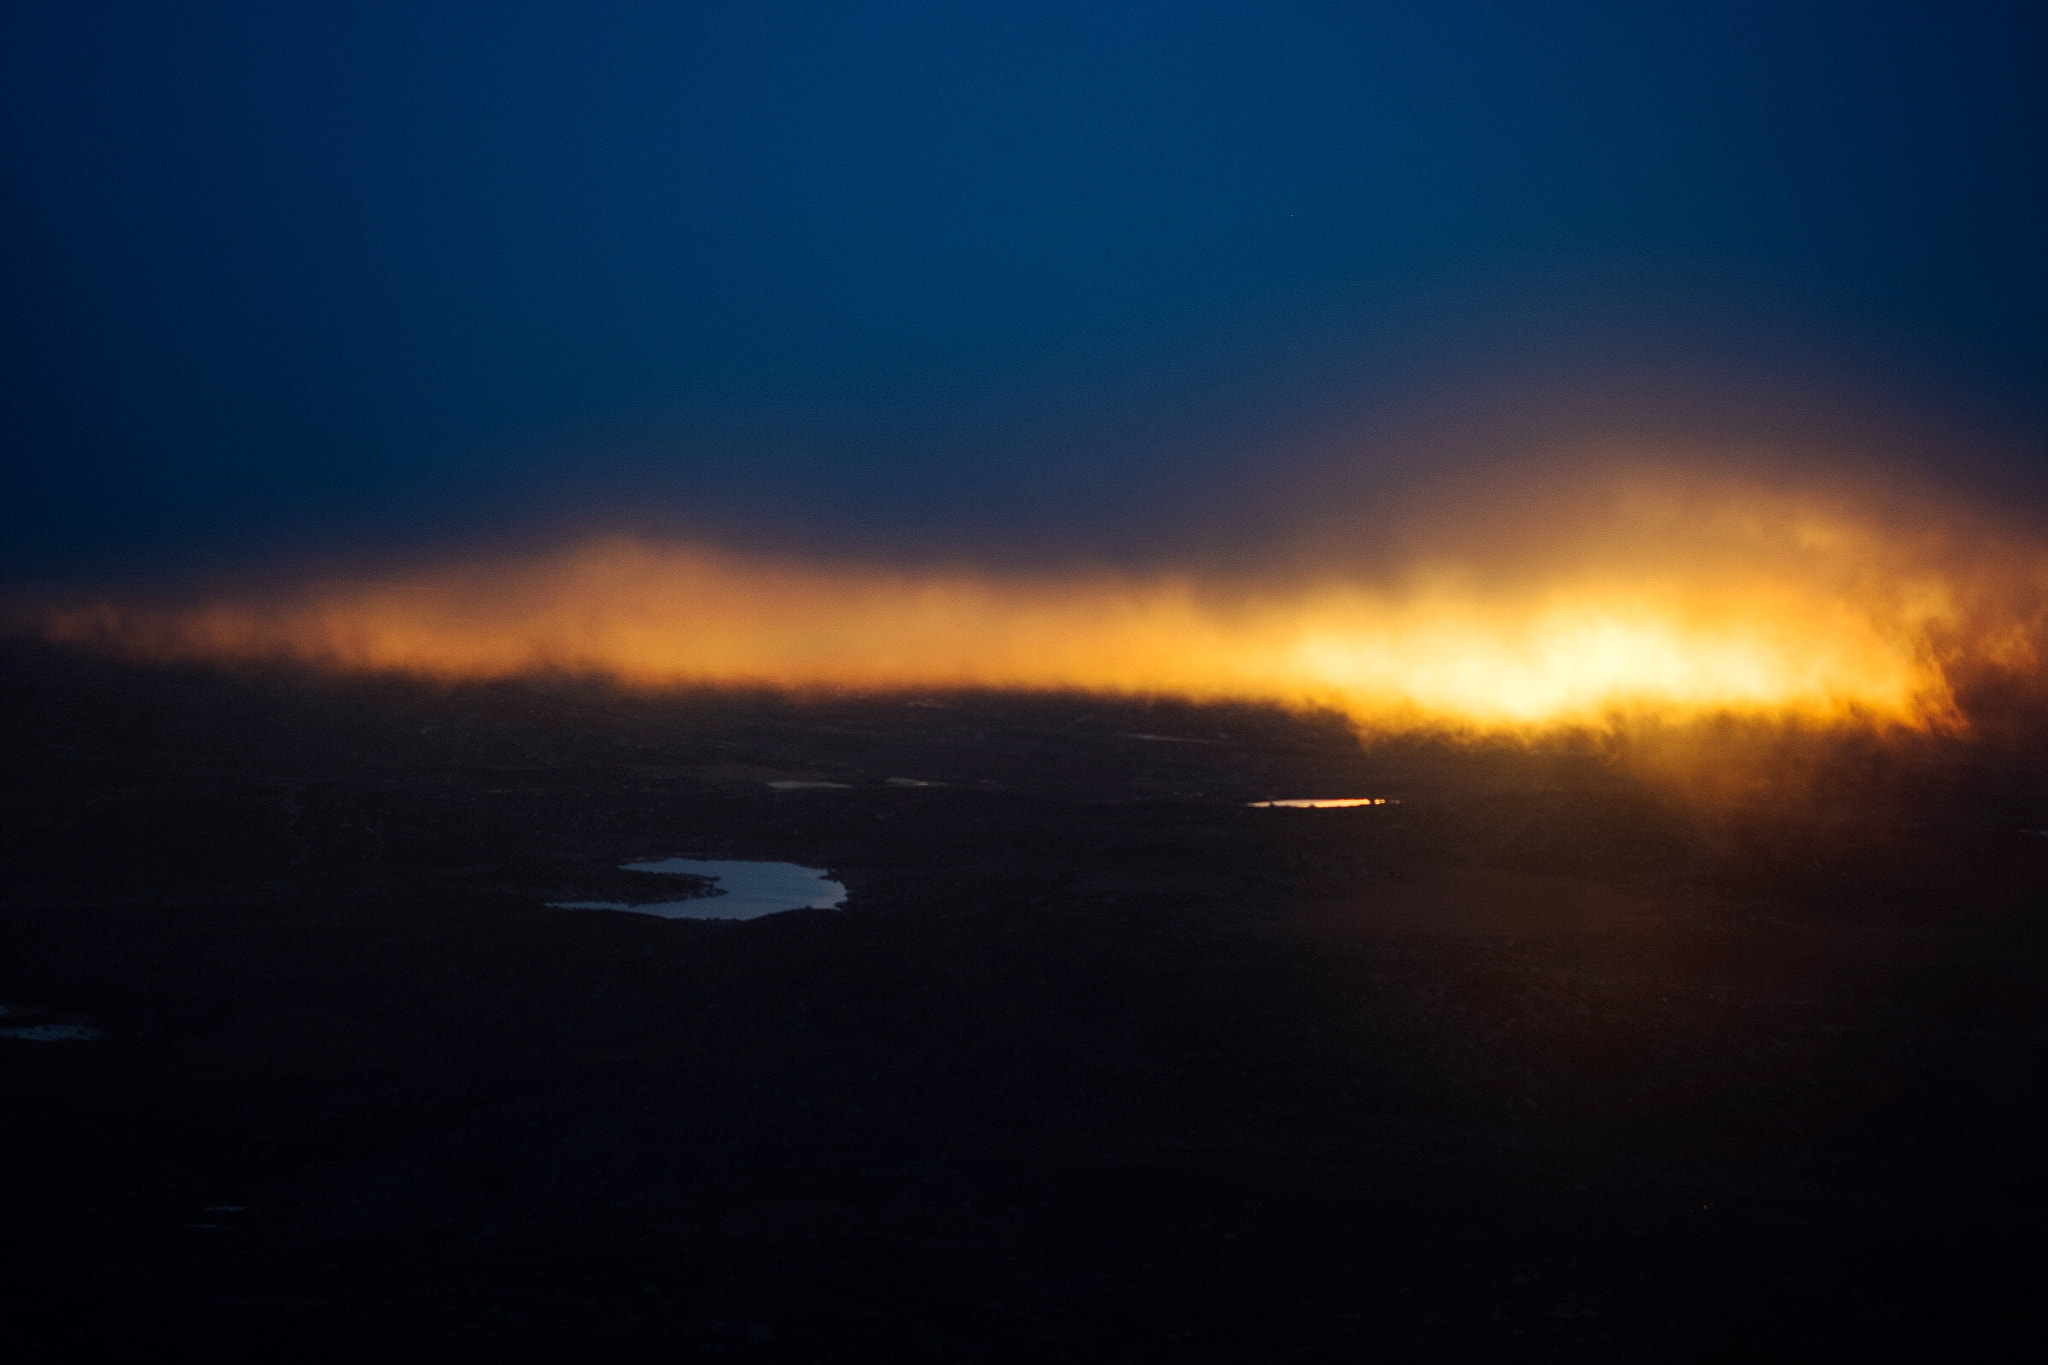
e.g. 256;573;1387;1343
5;639;2045;1359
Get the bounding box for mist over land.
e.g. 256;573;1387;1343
36;446;2048;744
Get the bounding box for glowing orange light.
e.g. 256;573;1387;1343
38;468;2048;735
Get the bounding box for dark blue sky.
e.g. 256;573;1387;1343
4;1;2045;580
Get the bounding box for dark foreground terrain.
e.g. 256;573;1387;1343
3;641;2046;1360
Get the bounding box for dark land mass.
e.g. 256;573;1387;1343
3;640;2046;1360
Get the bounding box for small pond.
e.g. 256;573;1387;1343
0;1023;100;1042
551;858;846;921
1247;798;1398;809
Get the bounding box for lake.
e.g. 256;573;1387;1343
551;858;846;921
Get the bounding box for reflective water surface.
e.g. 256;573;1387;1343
0;1023;100;1041
551;858;846;920
1247;798;1397;808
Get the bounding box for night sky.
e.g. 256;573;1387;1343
4;2;2045;582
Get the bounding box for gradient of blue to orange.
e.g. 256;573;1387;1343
3;2;2046;585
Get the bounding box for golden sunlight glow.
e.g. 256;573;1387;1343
39;468;2048;734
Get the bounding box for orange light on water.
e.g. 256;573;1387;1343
39;470;2048;735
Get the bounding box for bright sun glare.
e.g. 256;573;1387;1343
39;466;2048;735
